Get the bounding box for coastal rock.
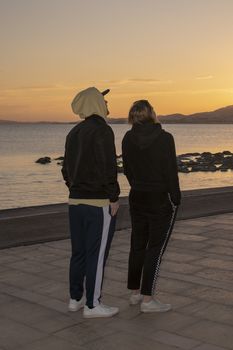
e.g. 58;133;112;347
178;165;190;173
179;153;200;157
191;164;217;172
54;156;64;161
35;157;51;164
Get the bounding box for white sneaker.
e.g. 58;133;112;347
141;299;172;313
129;293;143;305
68;297;85;312
83;303;119;318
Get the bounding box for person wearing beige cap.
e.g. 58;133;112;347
62;87;120;318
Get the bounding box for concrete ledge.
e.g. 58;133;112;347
0;186;233;249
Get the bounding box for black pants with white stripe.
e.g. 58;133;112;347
69;204;116;308
127;190;178;296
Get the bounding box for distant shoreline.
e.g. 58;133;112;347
1;104;233;124
1;121;233;125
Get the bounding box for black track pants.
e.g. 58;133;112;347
127;190;178;296
69;204;116;308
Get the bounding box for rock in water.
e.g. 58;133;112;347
35;157;51;164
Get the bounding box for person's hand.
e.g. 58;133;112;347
110;201;119;216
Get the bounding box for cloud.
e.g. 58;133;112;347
100;78;173;86
111;88;233;98
195;75;213;80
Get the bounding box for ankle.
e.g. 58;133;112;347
143;295;152;303
131;289;140;295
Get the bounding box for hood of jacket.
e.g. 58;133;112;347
128;122;163;149
71;87;108;120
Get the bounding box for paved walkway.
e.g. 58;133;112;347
0;212;233;350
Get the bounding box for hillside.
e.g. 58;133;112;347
158;105;233;124
1;105;233;124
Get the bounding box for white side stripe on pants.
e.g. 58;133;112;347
93;206;111;307
151;195;177;295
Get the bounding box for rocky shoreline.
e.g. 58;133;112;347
35;151;233;173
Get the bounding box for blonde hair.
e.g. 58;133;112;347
128;100;156;124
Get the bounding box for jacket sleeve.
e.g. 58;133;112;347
95;126;120;202
61;138;70;188
122;134;133;186
162;133;181;206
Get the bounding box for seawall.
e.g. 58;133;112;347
0;186;233;249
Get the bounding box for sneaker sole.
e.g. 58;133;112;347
141;307;172;313
83;310;119;319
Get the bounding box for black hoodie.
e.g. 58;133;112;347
122;122;181;205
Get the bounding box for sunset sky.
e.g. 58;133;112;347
1;0;233;122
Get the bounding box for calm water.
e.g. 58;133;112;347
0;123;233;210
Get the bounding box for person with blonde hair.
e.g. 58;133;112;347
122;100;181;313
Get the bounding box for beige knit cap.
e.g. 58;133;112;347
71;87;108;119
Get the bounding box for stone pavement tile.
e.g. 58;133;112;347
154;291;195;310
149;330;201;349
36;267;69;283
0;253;23;265
168;240;210;251
202;252;233;262
6;245;39;255
30;279;68;299
12;249;64;263
7;260;56;274
38;298;69;314
196;268;233;284
160;261;204;274
85;330;179;350
178;320;233;349
54;323;117;347
193;258;233;271
0;317;47;350
105;260;127;270
200;230;233;241
181;285;233;305
113;244;130;253
44;239;71;250
207;223;233;230
108;311;198;334
0;299;58;325
162;271;233;293
157;277;197;294
179;301;233;327
0;269;47;289
0;283;49;303
164;251;202;263
193;344;229;350
49;257;70;268
102;279;128;297
108;252;129;262
17;335;86;350
172;225;215;234
205;245;233;256
0;292;15;304
32;313;78;333
172;233;208;242
177;219;213;227
36;245;69;257
207;238;233;248
104;266;127;282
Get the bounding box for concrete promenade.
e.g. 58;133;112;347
0;211;233;349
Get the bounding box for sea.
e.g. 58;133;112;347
0;123;233;210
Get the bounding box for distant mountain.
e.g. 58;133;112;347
1;105;233;124
158;105;233;124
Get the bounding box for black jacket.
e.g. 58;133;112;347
61;115;120;202
122;122;181;205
